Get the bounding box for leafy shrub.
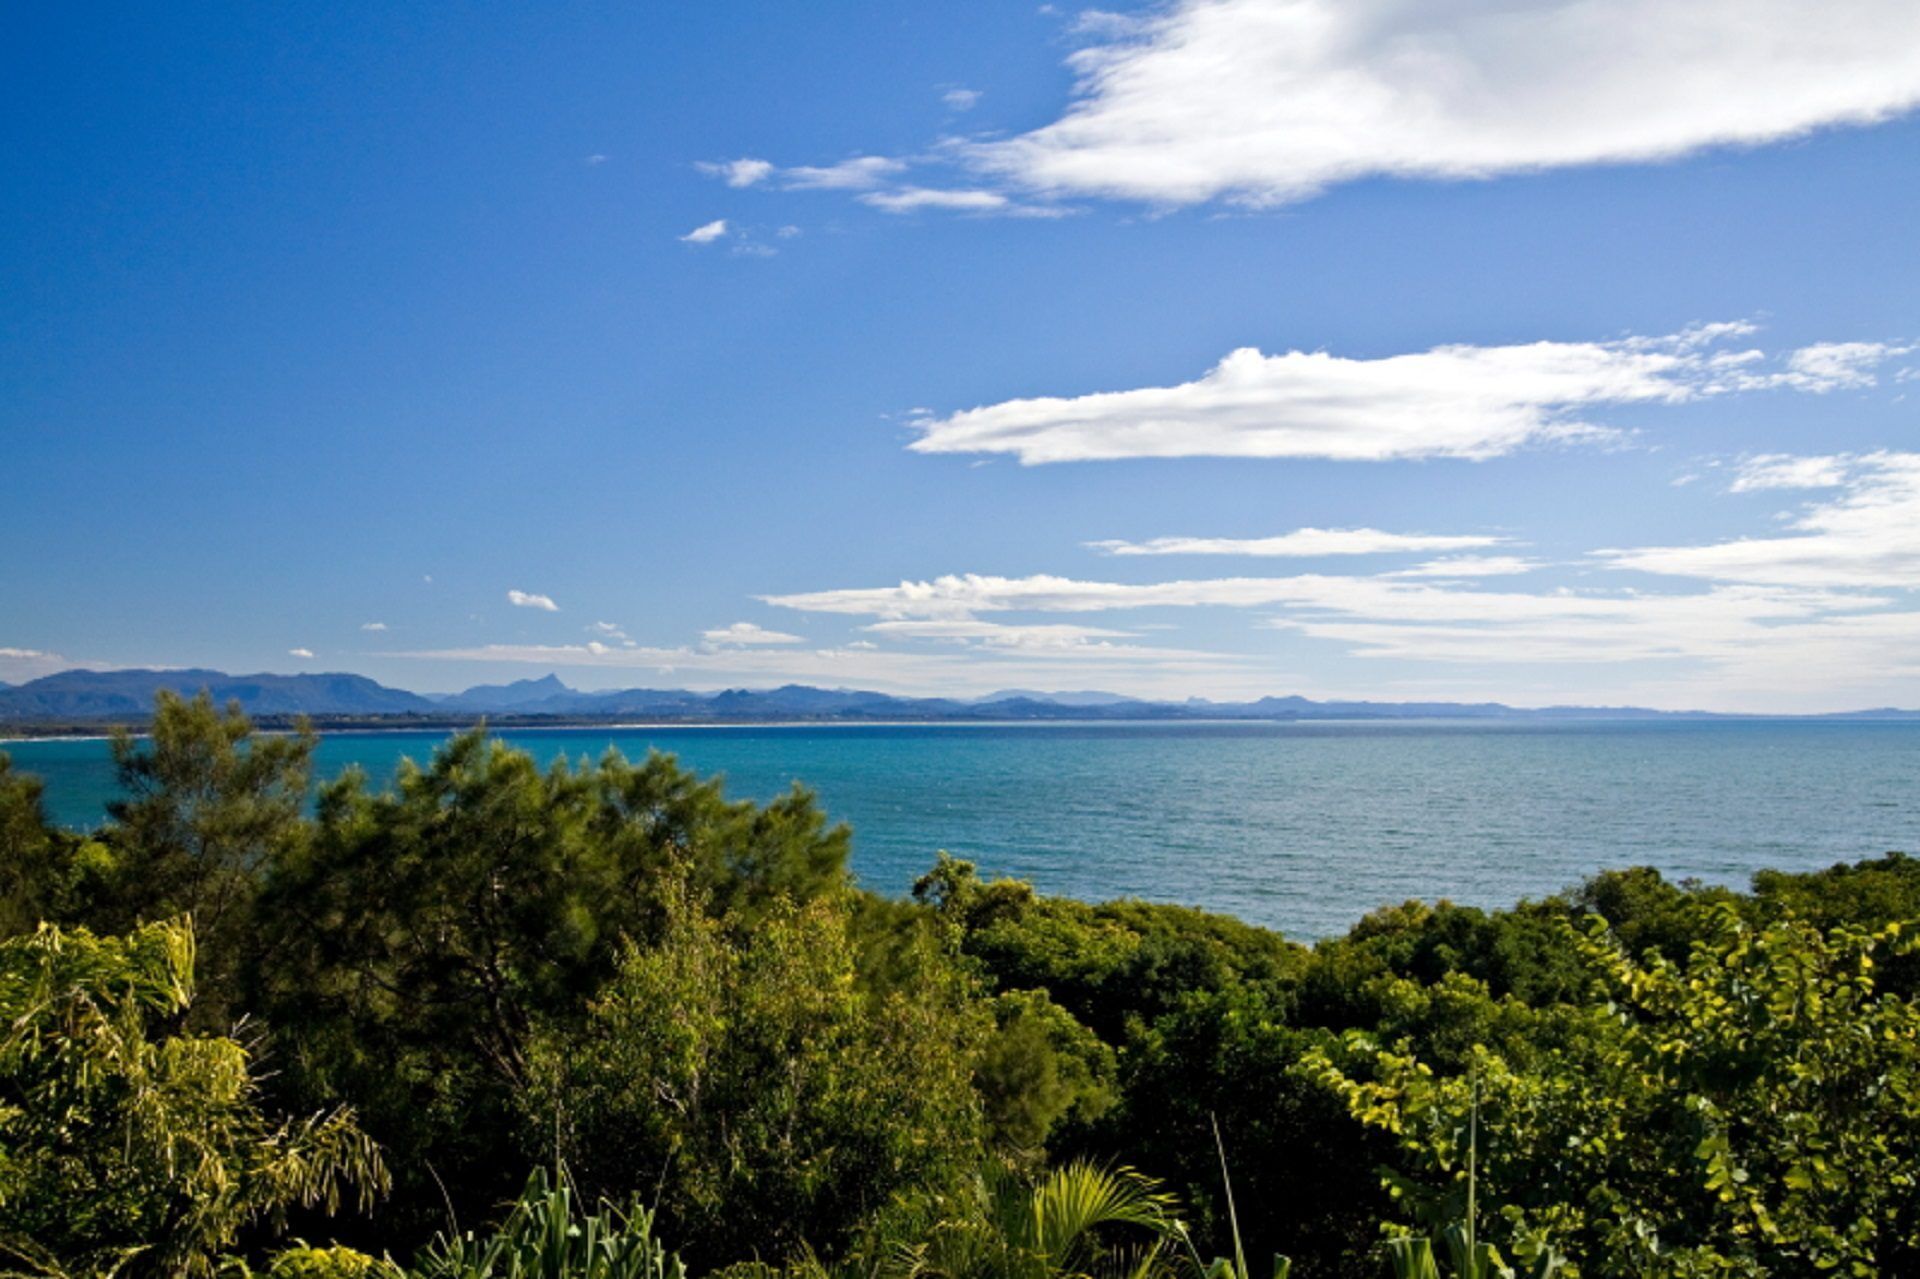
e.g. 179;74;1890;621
0;919;384;1279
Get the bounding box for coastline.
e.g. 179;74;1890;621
10;711;1920;747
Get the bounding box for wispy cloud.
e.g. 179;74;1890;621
1604;451;1920;587
942;87;982;111
862;619;1134;648
764;562;1920;706
1385;556;1541;578
0;647;78;681
778;156;907;190
360;621;388;632
694;153;1071;217
703;621;804;646
1728;454;1851;492
964;0;1920;207
1755;342;1909;392
859;187;1010;214
695;157;775;188
588;621;629;640
679;219;729;245
753;436;1920;710
289;647;315;659
1089;528;1504;557
908;325;1899;465
507;589;560;612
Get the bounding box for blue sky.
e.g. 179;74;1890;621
5;1;1919;711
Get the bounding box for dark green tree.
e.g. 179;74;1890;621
0;755;119;939
102;691;315;1025
253;732;853;1245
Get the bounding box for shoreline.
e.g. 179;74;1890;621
9;712;1920;747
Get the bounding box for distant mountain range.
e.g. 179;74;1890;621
0;668;436;721
2;667;1917;728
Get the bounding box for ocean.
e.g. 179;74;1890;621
7;719;1917;939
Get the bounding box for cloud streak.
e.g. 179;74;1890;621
508;590;560;612
908;325;1896;465
1089;527;1504;557
703;622;804;646
859;187;1010;214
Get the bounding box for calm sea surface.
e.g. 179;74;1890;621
6;720;1917;939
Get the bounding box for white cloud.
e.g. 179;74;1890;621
765;562;1920;708
1605;452;1920;587
584;153;608;166
863;619;1135;648
781;156;907;190
0;647;77;681
360;621;388;632
1386;556;1541;578
766;572;1356;617
588;621;629;640
679;219;729;245
909;324;1897;465
1769;342;1908;391
696;157;775;188
943;87;983;111
963;0;1920;207
703;621;804;646
776;225;802;238
1720;342;1912;394
1068;9;1149;38
507;589;560;612
1728;453;1851;492
859;187;1010;214
1089;527;1504;557
289;648;315;659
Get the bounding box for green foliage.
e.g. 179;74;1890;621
253;733;853;1238
1105;991;1382;1279
0;755;115;940
878;1160;1176;1279
260;1245;400;1279
976;990;1116;1155
0;919;384;1279
1309;907;1920;1277
524;883;984;1266
915;856;1302;1045
1380;1231;1563;1279
1165;1122;1289;1279
412;1168;685;1279
7;698;1920;1278
104;692;316;1024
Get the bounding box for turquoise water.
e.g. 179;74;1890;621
6;720;1918;938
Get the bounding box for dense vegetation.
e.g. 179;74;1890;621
3;691;1919;1278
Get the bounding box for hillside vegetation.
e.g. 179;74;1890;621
2;692;1918;1278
